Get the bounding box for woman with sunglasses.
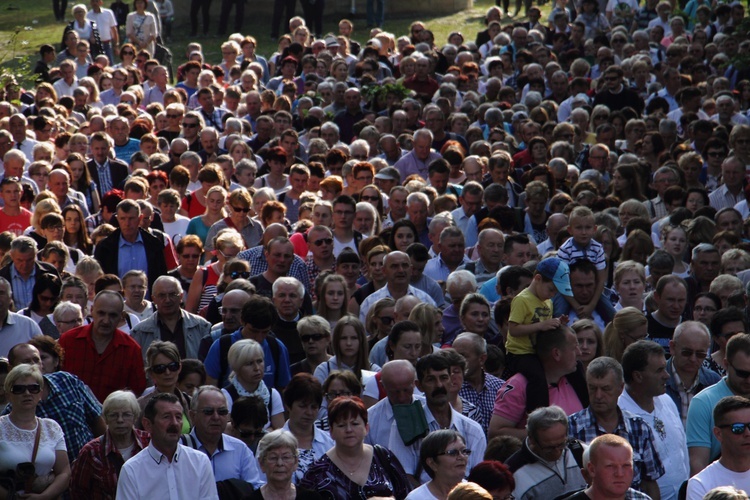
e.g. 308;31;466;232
292;316;333;376
114;43;138;69
223;339;285;430
406;430;469;500
0;364;71;499
204;188;263;254
137;341;192;433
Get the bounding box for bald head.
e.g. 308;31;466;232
394;295;421;321
262;223;289;244
381;359;417;405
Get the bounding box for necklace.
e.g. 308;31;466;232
334;449;366;476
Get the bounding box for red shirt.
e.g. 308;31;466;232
0;208;32;236
58;323;147;403
403;75;440;99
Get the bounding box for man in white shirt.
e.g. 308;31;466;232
8;114;37;161
709;157;745;211
86;0;119;65
366;359;421;446
116;392;219;499
686;395;750;500
619;340;689;500
450;181;483;235
53;60;79;98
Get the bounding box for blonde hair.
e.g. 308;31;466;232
603;307;647;362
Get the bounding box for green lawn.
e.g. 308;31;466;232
1;0;528;84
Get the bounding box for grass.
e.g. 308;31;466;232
1;0;530;83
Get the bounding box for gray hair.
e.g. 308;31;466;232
453;332;487;355
586;356;624;384
190;385;226;411
673;320;711;345
52;300;83;323
297;315;331;337
10;236;38;254
527;405;569;441
256;429;299;463
446;270;477;294
102;390;140;417
413;129;433;144
272;276;304;298
407;191;430;208
153;275;184;295
692;243;719;262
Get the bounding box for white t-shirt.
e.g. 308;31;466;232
405;482;441;500
686;460;750;500
86;8;118;42
0;417;66;477
163;216;190;245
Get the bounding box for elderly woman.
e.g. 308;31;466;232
0;365;70;499
252;430;324;499
223;339;285;429
301;397;411;498
407;430;470;500
70;390;150;499
281;374;335;484
28;335;66;373
137;341;192;433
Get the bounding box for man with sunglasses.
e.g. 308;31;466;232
687;396;750;499
305;226;336;290
58;290;146;402
667;322;721;427
592;66;645;115
687;333;750;476
180;386;262;488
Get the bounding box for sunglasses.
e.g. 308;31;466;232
230;271;251;279
122;51;135;55
151;361;180;374
183;123;199;128
360;195;380;202
719;423;750;434
438;449;472;458
167;114;182;118
301;333;327;342
231;205;251;213
312;238;333;247
181;253;201;259
200;407;229;416
731;363;750;379
11;384;41;395
379;316;395;325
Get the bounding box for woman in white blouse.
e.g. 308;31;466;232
126;0;157;56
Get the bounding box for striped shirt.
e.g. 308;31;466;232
94;160;114;194
10;265;35;310
557;237;607;271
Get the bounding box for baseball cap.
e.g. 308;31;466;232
374;166;401;182
536;257;573;296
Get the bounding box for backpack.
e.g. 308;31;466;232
218;334;281;388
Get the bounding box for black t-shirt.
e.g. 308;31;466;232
646;312;676;353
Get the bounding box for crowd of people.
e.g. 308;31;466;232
0;0;750;498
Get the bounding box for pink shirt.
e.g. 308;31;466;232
492;372;583;428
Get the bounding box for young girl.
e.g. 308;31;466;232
313;317;380;387
316;274;349;330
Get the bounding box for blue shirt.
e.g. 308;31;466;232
204;329;292;389
114;138;141;163
0;310;43;357
118;232;148;277
186;430;262;488
10;265;36;310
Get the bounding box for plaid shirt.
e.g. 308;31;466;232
70;428;151;500
305;256;335;299
200;107;228;132
10;265;35;310
93;159;114;194
237;246;312;293
568;407;665;489
2;371;103;462
85;212;105;235
458;372;505;435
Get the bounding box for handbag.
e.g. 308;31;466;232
15;419;54;494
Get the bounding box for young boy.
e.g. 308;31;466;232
507;256;571;412
557;206;608;320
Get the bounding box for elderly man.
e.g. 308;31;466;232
94;199;168;293
424;226;470;283
250;237;313;313
366;359;421;446
453;333;505;435
489;326;585;440
506;406;588;500
686;396;750;500
1;150;39;204
53;59;79;98
6;343;106;461
271;277;307;365
406;191;432;248
87;131;129;194
565;434;653;500
58;290;147;402
388;353;487;484
117;393;219;499
460;229;504;286
394;129;442;179
333;87;365;144
568;357;664;499
143;65;172;106
0;277;42;356
667;321;721;426
8;114;37;159
0;236;59;310
181;386;262;488
450;181;483;235
537;213;569;256
200;287;252;357
47;169;90;217
131;276;212;360
359;251;436;324
204;295;291;390
619;341;689;500
687;333;750;476
709;157;745;211
688;244;721;297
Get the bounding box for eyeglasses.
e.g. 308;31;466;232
437;448;472;458
239;429;266;439
731;363;750;379
57;317;83;326
151;361;180;374
312;237;333;247
378;316;394;325
266;454;296;463
693;306;717;313
360;195;380;202
231;205;251;213
11;384;41;395
154;292;182;301
183;123;199;128
167;113;182;119
679;348;707;359
325;391;352;401
122;51;135;55
230;271;251;279
718;422;750;434
301;333;327;342
200;407;229;416
107;411;135;420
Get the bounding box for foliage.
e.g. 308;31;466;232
361;81;412;105
0;23;37;99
